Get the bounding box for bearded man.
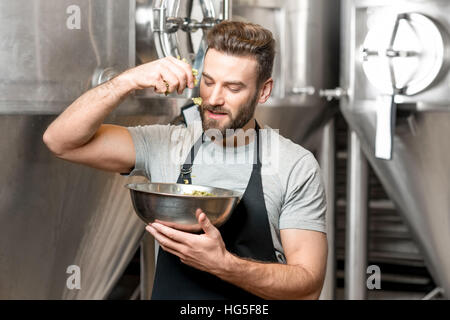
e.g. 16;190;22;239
43;21;328;300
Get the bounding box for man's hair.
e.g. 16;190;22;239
206;21;275;86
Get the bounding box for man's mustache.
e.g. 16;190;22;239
201;104;230;115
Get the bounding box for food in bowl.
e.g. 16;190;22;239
184;190;216;196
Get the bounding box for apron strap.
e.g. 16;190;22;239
152;120;276;300
177;132;203;184
177;120;261;185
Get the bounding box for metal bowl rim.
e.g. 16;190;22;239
124;182;243;199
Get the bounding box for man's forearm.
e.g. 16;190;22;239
215;253;322;300
43;73;135;154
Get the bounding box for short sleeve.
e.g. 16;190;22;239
120;124;174;179
279;153;327;234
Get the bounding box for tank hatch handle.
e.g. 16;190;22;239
374;14;406;160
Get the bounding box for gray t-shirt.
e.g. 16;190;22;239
126;121;326;263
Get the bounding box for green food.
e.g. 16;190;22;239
163;56;200;96
178;56;200;86
192;97;203;106
184;190;216;196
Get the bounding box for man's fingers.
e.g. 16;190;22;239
197;210;217;236
167;56;195;88
146;224;186;254
195;208;202;220
157;67;179;94
154;78;168;93
153;64;179;93
163;58;190;93
151;222;196;244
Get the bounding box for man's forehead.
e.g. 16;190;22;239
203;48;258;83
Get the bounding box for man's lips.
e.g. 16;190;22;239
206;109;228;120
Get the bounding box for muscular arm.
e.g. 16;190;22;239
217;229;328;300
43;57;195;172
43;76;136;172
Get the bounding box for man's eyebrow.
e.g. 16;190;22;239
202;71;212;79
202;72;213;80
224;80;246;87
202;72;246;87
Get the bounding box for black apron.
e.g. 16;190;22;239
151;121;278;299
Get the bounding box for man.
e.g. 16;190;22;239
43;21;328;300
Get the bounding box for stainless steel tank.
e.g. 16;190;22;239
231;0;340;150
0;0;181;299
341;0;450;298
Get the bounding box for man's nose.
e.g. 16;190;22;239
207;85;225;106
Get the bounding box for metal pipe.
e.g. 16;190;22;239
319;118;336;300
345;129;369;300
422;287;443;300
222;0;231;20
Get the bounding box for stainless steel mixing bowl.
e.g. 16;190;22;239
125;182;242;232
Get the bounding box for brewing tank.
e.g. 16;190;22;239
340;0;450;297
0;0;171;299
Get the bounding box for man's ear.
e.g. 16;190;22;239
258;77;273;104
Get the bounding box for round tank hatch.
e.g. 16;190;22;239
152;0;220;67
361;12;445;96
136;0;226;98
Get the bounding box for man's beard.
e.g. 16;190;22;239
199;91;259;136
